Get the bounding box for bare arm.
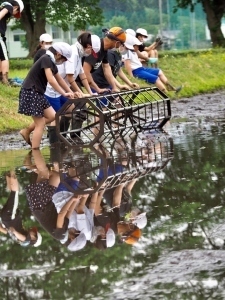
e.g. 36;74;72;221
54;72;74;94
113;184;125;207
0;225;7;235
79;72;93;95
0;8;9;20
44;68;73;98
66;74;82;93
117;69;140;89
8;227;26;242
144;42;158;52
136;50;149;61
56;197;78;228
123;59;133;77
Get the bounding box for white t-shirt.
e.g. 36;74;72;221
68;206;94;240
45;44;84;98
122;50;142;71
52;191;76;212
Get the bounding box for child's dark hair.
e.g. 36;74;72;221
77;32;92;48
136;33;142;39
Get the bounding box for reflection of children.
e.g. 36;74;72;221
0;170;42;247
25;149;77;242
0;0;24;85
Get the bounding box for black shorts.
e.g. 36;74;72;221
0;38;8;61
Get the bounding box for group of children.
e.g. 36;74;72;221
0;0;182;150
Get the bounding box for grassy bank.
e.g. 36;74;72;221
1;49;225;134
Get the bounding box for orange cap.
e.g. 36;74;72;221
108;27;126;43
124;228;142;245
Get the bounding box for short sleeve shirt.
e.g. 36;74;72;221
32;201;69;240
83;39;108;73
122;50;142;70
0;3;13;35
33;49;46;63
92;50;122;88
22;54;58;94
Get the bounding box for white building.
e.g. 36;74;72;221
5;21;79;58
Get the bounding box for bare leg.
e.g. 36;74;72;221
154;78;167;92
31;107;55;149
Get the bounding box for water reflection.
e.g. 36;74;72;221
0;131;172;254
2;121;225;298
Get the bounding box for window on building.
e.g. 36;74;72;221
13;29;26;42
52;26;61;39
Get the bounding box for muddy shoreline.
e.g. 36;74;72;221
1;91;225;151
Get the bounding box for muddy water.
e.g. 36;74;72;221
1;93;225;299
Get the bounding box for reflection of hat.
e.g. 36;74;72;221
39;33;53;43
132;212;147;229
106;228;115;247
52;42;72;60
67;233;87;251
124;228;142;245
14;0;24;19
107;27;126;43
60;230;69;244
21;227;42;247
91;35;101;53
33;232;42;247
136;28;148;38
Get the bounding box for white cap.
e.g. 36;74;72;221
14;0;24;18
52;42;72;60
136;28;148;37
67;233;87;251
124;34;142;49
132;212;147;229
91;35;101;53
106;228;115;247
39;33;53;43
60;230;69;244
125;29;136;37
33;232;42;247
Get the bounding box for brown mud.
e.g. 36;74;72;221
0;91;225;151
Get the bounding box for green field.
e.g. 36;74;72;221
1;49;225;134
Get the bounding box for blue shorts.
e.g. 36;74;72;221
44;94;68;112
97;164;124;182
55;175;79;193
91;88;113;109
132;67;160;84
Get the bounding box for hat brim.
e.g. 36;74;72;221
124;43;134;50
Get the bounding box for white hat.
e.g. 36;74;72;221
136;28;148;38
67;233;87;251
60;230;69;244
132;212;147;229
52;42;72;60
125;29;136;37
91;35;101;54
136;28;148;37
124;34;142;50
106;228;115;247
39;33;53;43
33;232;42;247
14;0;24;18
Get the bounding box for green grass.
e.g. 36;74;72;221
1;49;225;134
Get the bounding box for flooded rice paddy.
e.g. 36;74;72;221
1;92;225;299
